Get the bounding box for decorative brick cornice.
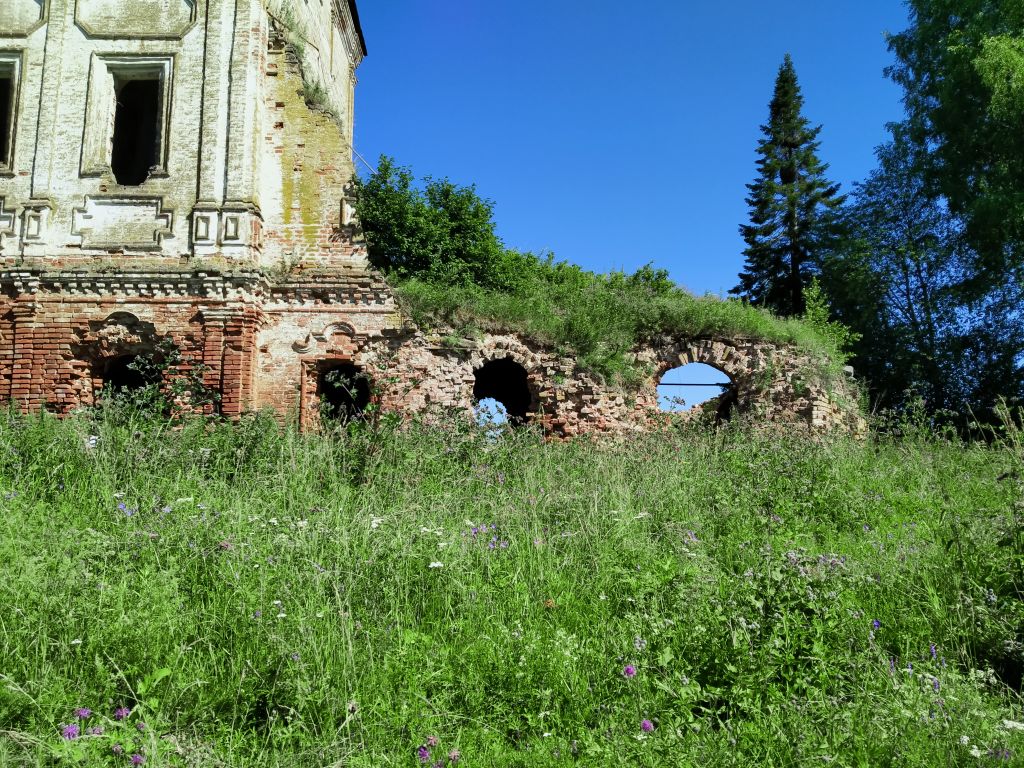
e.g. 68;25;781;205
0;270;270;300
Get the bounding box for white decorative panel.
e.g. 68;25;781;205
75;0;196;39
192;211;216;244
0;198;16;253
0;199;14;236
22;208;45;240
0;0;47;37
72;197;173;251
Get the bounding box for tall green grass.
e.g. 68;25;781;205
0;410;1022;766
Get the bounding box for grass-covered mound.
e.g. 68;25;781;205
1;412;1022;766
392;269;839;386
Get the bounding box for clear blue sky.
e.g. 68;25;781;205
354;0;910;298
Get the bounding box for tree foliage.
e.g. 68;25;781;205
354;156;537;291
820;134;969;413
886;0;1024;283
732;54;844;317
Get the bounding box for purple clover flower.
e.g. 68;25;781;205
130;754;145;765
112;744;124;756
448;750;461;763
86;726;104;736
74;707;91;719
113;706;131;720
872;619;881;630
426;735;439;747
417;745;431;763
641;718;655;733
136;721;146;732
623;664;637;679
61;723;80;740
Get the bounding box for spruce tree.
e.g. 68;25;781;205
731;54;843;316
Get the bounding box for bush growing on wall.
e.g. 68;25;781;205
354;155;538;291
96;338;220;422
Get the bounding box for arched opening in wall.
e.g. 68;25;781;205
111;77;161;186
473;357;533;427
98;355;157;396
317;362;371;423
658;363;736;419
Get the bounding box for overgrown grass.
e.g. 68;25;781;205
1;411;1023;766
393;273;840;386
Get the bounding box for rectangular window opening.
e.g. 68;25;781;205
0;75;13;168
110;74;161;186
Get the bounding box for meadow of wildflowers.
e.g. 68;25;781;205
0;408;1022;766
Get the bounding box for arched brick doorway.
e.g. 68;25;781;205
473;357;534;426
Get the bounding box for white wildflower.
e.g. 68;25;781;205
429;561;444;569
1002;719;1024;731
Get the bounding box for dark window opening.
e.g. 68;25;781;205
473;357;532;426
658;362;736;420
0;76;12;166
318;363;370;423
101;355;151;394
111;78;160;186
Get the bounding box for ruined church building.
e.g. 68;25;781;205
0;0;863;435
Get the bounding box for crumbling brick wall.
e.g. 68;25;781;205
0;268;865;437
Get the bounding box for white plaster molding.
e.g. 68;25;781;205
0;0;48;38
75;0;197;40
71;196;174;251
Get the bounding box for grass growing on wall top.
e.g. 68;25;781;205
1;410;1023;765
393;272;840;385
